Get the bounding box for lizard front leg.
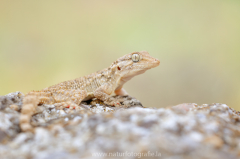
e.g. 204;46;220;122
94;84;121;106
114;87;128;96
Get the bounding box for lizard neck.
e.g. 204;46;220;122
115;69;147;90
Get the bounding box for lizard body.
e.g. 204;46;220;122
20;51;160;131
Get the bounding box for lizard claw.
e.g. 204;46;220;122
104;100;121;107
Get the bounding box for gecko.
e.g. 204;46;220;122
20;51;160;131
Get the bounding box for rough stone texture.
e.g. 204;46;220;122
0;92;23;110
0;92;240;159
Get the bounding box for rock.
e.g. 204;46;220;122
0;92;240;159
0;92;23;110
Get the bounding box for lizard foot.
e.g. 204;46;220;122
54;102;82;110
103;98;122;107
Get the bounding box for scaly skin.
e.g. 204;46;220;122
20;51;160;131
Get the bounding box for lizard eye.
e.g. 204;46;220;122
131;54;140;62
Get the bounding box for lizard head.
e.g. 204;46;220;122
112;51;160;82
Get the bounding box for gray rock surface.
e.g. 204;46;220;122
0;92;240;159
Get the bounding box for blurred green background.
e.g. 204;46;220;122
0;0;240;110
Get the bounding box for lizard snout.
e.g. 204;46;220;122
154;58;160;66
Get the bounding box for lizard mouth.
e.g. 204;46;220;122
146;58;160;68
132;58;160;70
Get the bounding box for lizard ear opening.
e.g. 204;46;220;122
117;66;121;70
131;53;140;62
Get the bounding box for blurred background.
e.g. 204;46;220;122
0;0;240;110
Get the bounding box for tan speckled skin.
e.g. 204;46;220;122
20;51;159;131
25;51;160;107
